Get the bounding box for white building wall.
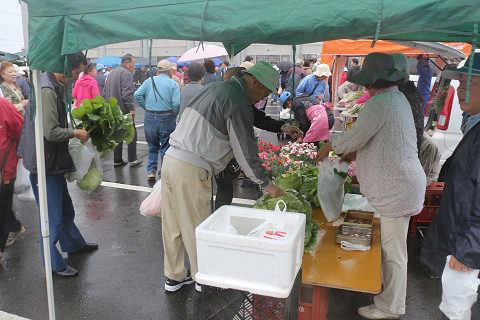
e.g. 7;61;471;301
88;40;323;66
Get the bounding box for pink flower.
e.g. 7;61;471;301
289;168;293;171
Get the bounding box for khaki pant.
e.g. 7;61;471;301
161;155;212;281
374;215;410;315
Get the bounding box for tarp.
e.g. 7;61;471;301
24;0;480;73
0;51;21;62
166;56;191;68
321;40;470;104
92;55;121;68
320;39;472;67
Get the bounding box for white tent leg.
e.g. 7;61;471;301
32;70;56;320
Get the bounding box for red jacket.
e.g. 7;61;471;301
0;98;24;181
72;74;101;107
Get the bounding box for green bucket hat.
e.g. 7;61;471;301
242;61;280;96
348;52;407;85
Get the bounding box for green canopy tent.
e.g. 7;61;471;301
24;0;480;73
20;1;480;319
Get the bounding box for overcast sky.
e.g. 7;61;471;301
0;0;25;53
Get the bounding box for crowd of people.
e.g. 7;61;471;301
1;49;480;318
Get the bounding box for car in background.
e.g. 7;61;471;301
425;53;480;166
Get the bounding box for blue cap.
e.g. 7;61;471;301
95;63;104;71
443;52;480;80
280;91;292;106
141;65;145;68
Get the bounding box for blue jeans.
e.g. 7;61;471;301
144;111;176;173
30;174;86;272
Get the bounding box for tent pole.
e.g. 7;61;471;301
32;70;56;320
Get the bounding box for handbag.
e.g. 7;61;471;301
215;157;241;180
0;142;13;187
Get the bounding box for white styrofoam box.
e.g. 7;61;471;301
195;205;306;298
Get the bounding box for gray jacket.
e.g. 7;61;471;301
167;76;271;189
103;65;135;114
178;81;203;121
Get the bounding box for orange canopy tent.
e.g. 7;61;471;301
320;39;471;104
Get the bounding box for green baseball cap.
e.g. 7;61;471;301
348;52;407;85
242;61;280;96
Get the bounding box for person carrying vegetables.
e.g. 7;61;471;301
161;62;287;293
18;52;99;277
317;52;426;319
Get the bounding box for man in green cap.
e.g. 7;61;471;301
160;61;287;293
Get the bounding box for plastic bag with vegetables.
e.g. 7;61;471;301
76;144;103;191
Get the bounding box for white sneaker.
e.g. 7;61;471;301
195;282;202;293
358;304;400;319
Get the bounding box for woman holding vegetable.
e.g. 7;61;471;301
317;52;426;320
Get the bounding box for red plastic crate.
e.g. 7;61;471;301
298;284;329;320
408;182;445;237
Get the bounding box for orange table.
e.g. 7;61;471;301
299;208;382;319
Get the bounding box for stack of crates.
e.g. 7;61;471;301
408;182;445;237
202;270;301;320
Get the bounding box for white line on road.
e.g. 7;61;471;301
99;181;256;206
135;123;144;128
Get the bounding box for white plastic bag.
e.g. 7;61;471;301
14;159;30;194
140;180;162;216
248;200;288;239
342;193;379;218
76;142;103;191
317;158;349;222
67;138;95;182
439;255;480;320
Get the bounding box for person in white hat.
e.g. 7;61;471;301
134;59;180;180
295;63;332;101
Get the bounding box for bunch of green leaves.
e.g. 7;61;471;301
297;167;321;207
72;96;135;158
275;171;303;192
254;190;319;253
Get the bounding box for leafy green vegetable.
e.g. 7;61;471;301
72;96;135;158
254;190;319;253
275;171;303;191
304;220;319;253
76;168;103;191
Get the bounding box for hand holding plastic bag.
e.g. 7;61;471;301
440;255;480;320
317;158;349;222
67;138;95;182
140;180;162;216
76;141;103;191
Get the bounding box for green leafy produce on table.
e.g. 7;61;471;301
275;171;303;191
254;190;319;253
72;96;135;158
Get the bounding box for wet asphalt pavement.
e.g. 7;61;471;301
0;104;448;320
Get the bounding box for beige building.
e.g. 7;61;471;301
87;40;323;66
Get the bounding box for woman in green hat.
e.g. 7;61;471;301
317;52;427;319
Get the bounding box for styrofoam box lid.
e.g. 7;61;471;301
196;205;306;251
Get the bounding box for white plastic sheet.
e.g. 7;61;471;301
139;180;162;216
440;255;480;320
317;158;349;222
13;159;30;194
342;193;379;218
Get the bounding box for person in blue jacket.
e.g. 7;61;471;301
295;64;331;101
420;52;480;318
416;54;433;113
